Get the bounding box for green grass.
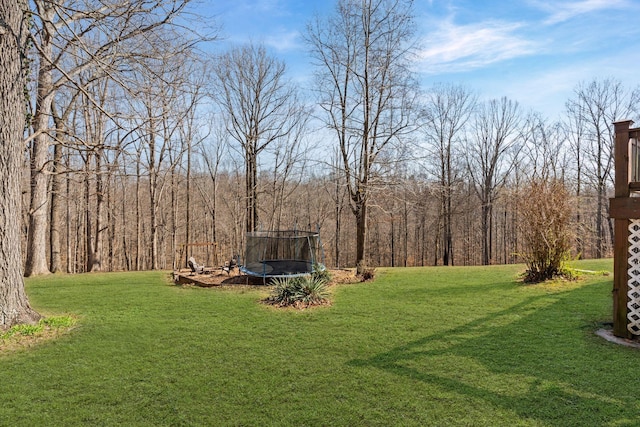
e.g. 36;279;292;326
1;259;637;426
1;315;76;339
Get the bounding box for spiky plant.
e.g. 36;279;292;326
293;275;330;306
265;275;330;308
267;277;298;306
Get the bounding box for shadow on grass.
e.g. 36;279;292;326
349;284;640;426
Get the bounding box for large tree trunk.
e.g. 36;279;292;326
24;4;54;277
0;0;41;328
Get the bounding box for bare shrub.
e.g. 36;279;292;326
518;179;574;283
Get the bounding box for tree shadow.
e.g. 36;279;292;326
348;285;640;426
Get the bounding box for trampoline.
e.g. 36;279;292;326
240;230;325;279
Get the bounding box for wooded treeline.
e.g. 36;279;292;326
20;0;640;275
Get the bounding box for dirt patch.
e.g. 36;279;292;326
172;268;359;287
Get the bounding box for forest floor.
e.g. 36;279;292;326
173;267;359;287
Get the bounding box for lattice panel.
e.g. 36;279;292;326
628;220;640;335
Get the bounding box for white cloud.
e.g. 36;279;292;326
416;19;541;74
475;45;640;120
263;29;302;53
530;0;632;25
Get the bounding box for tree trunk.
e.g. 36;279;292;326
596;183;604;258
25;2;55;277
334;177;341;269
390;214;395;267
0;0;41;328
576;171;583;258
121;173;131;271
355;198;367;273
403;194;408;267
84;156;93;272
106;171;115;272
25;79;52;272
49;135;63;273
481;200;491;265
184;140;191;267
135;150;142;270
65;150;72;273
171;168;178;270
246;150;258;233
90;153;104;271
148;117;159;270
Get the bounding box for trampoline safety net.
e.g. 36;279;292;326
240;230;324;278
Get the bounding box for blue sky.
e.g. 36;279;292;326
197;0;640;120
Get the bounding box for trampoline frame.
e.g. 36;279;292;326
240;230;325;279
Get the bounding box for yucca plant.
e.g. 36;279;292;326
267;277;298;306
293;275;330;306
265;275;330;308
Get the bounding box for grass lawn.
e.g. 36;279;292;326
1;259;638;426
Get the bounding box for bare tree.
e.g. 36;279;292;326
421;83;476;265
24;0;195;276
263;118;308;231
563;102;587;257
131;57;192;270
0;0;41;328
198;120;228;249
212;43;307;233
466;97;522;265
521;112;567;182
323;148;349;268
306;0;417;273
565;78;640;258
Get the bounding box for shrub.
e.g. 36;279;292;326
265;275;330;308
518;179;573;283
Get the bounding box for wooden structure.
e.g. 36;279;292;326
610;120;640;339
174;242;218;271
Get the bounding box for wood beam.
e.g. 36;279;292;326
614;120;633;198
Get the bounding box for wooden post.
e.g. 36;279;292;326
614;121;632;198
611;120;633;338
